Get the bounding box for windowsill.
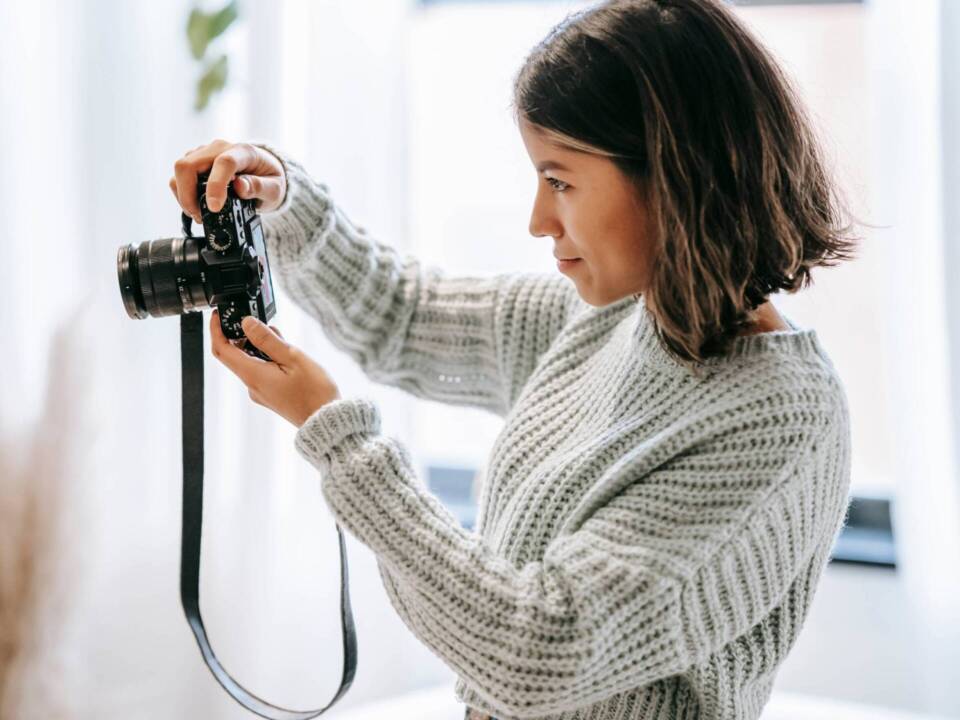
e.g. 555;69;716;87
829;526;897;568
828;494;896;569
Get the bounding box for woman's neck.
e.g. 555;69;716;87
738;301;789;336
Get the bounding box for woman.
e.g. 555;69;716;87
169;1;860;718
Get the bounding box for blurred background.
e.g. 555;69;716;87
1;0;958;718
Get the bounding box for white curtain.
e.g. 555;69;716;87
1;1;453;718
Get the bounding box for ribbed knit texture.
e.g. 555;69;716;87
253;143;853;720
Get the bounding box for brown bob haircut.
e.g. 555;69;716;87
512;0;863;372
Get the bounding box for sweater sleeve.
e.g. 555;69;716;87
249;142;582;417
292;394;850;719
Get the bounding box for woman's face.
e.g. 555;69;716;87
519;118;657;307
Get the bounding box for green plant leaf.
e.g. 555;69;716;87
186;1;238;61
194;55;229;112
208;1;238;42
187;8;209;60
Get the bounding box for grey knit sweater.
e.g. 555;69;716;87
253;143;853;720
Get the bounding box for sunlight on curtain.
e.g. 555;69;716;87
2;0;442;717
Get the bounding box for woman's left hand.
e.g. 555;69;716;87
210;310;341;428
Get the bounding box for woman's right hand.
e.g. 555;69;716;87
169;139;287;224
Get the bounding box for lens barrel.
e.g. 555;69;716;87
117;238;208;319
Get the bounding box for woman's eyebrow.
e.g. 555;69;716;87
537;160;572;172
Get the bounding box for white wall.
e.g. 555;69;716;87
865;0;960;716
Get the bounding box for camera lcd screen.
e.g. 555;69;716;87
251;222;275;311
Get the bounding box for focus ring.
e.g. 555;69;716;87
137;240;157;313
144;239;183;317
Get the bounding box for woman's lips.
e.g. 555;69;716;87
556;257;582;271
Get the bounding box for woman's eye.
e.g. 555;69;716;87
545;177;569;192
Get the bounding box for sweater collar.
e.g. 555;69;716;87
630;294;830;373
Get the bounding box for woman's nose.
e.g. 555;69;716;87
529;194;563;239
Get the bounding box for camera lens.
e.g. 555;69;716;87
116;238;208;319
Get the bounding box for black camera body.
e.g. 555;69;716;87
117;170;277;359
195;172;277;341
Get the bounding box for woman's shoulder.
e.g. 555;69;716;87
691;336;850;456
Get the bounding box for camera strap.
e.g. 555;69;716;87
180;311;358;719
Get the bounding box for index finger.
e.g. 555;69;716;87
174;155;205;222
206;145;258;213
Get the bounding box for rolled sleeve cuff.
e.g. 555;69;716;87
247;140;334;275
294;396;381;470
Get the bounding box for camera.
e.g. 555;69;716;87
116;170;277;357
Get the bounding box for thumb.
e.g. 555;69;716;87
241;315;293;363
233;174;283;208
